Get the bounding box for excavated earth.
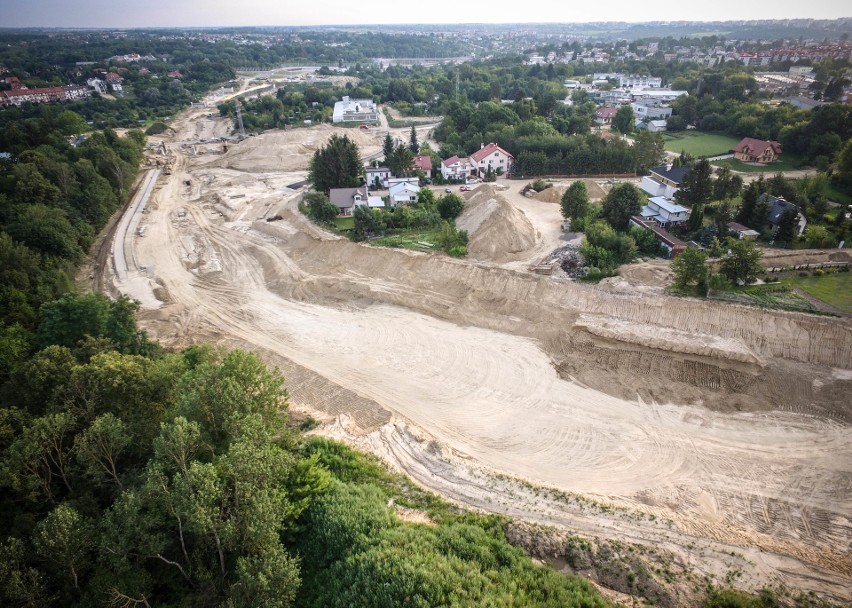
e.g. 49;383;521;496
101;103;852;604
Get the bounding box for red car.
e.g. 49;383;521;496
460;185;470;192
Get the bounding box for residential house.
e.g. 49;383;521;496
63;85;90;101
630;89;688;103
631;100;673;122
734;138;782;163
640;165;689;198
594;106;618;125
441;155;475;181
726;222;760;240
87;78;108;94
332;96;377;123
639;196;690;227
366;166;391;189
761;194;807;236
388;181;420;206
413;155;432;178
645;119;668;133
328;186;369;216
629;216;687;257
470;143;513;177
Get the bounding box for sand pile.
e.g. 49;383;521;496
212;125;382;173
533;179;607;204
534;186;564;204
457;186;537;263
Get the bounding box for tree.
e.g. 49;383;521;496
602;183;643;231
437;193;464;220
612;105;634;134
803;224;834;248
672;247;709;289
382;133;394;161
408;126;419;153
675;159;713;209
304;192;338;224
387;144;414;178
688;204;705;232
34;503;92;591
720;239;763;285
308;134;361;194
713;167;743;201
352;205;383;241
561;181;589;220
632;131;665;175
774;209;799;246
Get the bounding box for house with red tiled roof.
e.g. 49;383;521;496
734;138;782;163
594;105;618;125
469;142;513;177
413;155;432;178
440;155;475;181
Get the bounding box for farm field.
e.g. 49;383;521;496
662;131;740;157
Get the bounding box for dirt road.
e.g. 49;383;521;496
100;107;852;603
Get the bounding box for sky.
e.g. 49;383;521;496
3;0;849;28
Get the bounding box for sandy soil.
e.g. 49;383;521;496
100;108;852;603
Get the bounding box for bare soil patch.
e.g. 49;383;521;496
98;109;852;604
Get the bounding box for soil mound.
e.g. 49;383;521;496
213;125;381;173
458;186;537;263
534;186;563;204
532;179;607;204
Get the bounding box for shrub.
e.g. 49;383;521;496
531;179;552;192
145;121;169;135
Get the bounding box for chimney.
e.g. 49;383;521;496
480;143;484;149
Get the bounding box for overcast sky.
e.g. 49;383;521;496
4;0;849;28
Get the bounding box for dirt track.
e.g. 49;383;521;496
101;103;852;603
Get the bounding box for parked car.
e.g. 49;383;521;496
460;185;470;192
445;188;452;193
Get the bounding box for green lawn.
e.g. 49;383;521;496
781;272;852;313
332;216;354;230
711;154;805;173
826;185;852;205
662;132;741;158
371;228;442;251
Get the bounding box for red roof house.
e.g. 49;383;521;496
734;138;782;163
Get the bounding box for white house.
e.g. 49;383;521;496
640;196;690;227
469;143;513;177
631;101;673;121
332;96;377;123
366;166;391;188
87;78;108;94
389;181;420;206
646;119;668;133
640;165;689;199
441;156;475;181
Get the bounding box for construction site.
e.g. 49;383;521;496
94;89;852;604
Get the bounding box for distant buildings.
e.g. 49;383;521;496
0;84;92;107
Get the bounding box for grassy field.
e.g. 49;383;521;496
372;228;441;251
332;216;354;230
662;132;741;157
781;272;852;313
711;154;805;173
826;185;852;205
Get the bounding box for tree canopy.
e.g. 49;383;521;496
308;134;362;194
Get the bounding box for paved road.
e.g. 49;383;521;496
112;168;159;280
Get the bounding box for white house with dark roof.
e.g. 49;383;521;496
640;165;689;199
365;166;391;189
